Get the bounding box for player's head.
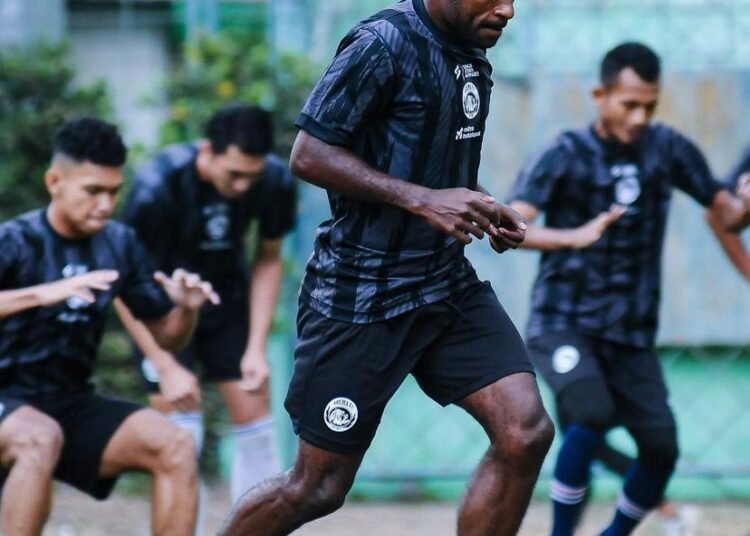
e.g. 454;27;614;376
593;42;661;145
426;0;514;49
197;104;273;199
45;117;127;237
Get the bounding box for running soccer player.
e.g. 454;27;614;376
707;148;750;280
116;104;296;501
218;1;555;535
508;43;750;536
0;118;218;536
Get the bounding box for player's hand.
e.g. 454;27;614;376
37;269;119;307
159;359;201;411
736;172;750;211
488;203;527;253
569;204;627;249
411;187;507;244
239;346;270;392
155;268;220;310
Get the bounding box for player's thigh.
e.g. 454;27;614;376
413;281;534;407
98;407;195;477
196;298;248;384
284;305;427;455
610;347;676;429
219;380;270;424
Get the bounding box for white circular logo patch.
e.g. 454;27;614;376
615;176;641;206
324;397;358;432
462;82;480;119
552;345;580;374
141;358;161;383
0;402;4;417
206;214;230;241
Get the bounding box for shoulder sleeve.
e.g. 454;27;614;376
259;161;298;240
508;138;572;210
668;130;723;207
117;226;174;321
0;224;21;289
120;168;174;268
725;147;750;191
295;27;396;147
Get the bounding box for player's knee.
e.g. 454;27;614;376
634;427;679;472
155;428;197;477
286;467;351;517
498;406;555;466
7;421;64;468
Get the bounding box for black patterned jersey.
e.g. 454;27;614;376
296;0;494;323
510;124;723;348
0;209;173;396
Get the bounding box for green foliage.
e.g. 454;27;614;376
160;30;318;157
0;42;111;220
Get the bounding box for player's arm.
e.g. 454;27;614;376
140;269;220;354
114;297;201;410
0;270;119;320
508;201;626;251
706;188;750;233
238;238;284;392
291;131;522;247
705;210;750;281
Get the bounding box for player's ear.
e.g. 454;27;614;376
198;140;215;159
45;166;64;198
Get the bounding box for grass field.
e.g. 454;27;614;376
43;483;750;536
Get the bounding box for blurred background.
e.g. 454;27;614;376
1;0;749;513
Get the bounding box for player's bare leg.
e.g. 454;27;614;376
456;372;554;536
99;409;198;536
217;440;363;536
0;407;63;536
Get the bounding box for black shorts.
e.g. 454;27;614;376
135;295;249;392
0;391;142;499
527;331;675;429
285;281;534;454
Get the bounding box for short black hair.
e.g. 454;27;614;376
601;42;661;87
53;117;127;167
205;104;274;155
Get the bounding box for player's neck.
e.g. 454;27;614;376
46;204;85;240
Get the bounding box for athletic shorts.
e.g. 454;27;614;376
284;280;534;454
135;294;249;392
0;391;142;499
527;331;675;429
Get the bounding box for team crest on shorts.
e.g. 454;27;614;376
141;358;161;383
0;402;4;417
324;397;358;432
552;345;580;374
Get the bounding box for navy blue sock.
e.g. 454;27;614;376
601;460;673;536
550;424;604;536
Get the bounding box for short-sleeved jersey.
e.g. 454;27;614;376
726;146;750;190
0;209;173;397
296;0;493;323
120;143;297;299
509;124;723;348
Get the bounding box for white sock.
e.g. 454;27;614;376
230;416;283;502
168;411;205;535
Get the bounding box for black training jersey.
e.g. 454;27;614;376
0;209;173;397
510;124;723;348
121;143;297;298
726;146;750;190
296;0;493;323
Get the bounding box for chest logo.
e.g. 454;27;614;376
62;264;90;310
462;82;480;120
324;397;358;432
611;164;641;206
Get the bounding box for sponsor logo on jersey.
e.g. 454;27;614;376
324;397;358;432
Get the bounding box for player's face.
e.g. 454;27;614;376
440;0;514;49
203;144;267;199
594;67;660;145
46;160;123;237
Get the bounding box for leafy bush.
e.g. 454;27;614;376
0;42;111;220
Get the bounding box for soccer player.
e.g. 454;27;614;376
115;104;296;501
706;149;750;280
508;43;750;536
218;1;555;535
0;118;219;536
